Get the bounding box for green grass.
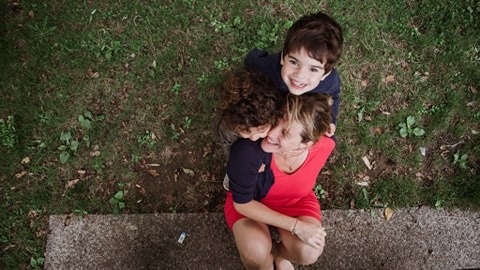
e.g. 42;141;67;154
1;0;479;268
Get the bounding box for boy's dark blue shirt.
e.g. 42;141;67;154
245;49;341;124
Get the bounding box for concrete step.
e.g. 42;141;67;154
45;207;480;270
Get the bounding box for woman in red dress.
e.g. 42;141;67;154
224;93;335;269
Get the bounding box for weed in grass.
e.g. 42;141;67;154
109;183;126;214
137;130;157;147
58;131;80;164
398;116;425;138
453;151;468;170
255;20;292;50
214;58;229;70
183;116;192;130
29;256;45;270
73;209;89;220
78;111;104;130
0;115;17;149
314;184;326;200
172;82;182;95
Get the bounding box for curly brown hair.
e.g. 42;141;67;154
219;69;284;133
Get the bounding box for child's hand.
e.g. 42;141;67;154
325;123;336;137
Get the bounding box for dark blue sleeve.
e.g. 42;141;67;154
227;139;265;204
244;49;290;94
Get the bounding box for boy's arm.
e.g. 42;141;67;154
244;48;270;70
244;49;284;86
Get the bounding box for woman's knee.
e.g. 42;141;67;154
233;219;272;268
239;242;272;268
295;243;324;265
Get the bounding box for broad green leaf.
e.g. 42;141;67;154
118;202;126;209
60;131;71;142
60;151;70;164
84;111;93;120
233;16;241;26
114;190;123;200
70;140;79;151
413;127;425;137
406;116;415;127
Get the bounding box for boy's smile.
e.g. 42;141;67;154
280;49;330;95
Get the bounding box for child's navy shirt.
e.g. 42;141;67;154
227;139;274;203
245;49;341;124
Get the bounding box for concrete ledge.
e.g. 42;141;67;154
45;207;480;270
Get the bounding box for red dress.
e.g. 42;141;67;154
224;136;335;230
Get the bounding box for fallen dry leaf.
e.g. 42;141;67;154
87;68;99;78
182;167;195;176
15;171;27;179
21;156;30;164
356;181;369;187
147;169;159;177
64;214;73;226
90;151;101;157
362;156;373;170
65;179;80;189
135;184;146;195
384;207;393;221
384;75;395;83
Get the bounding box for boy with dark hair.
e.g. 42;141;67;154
245;11;343;137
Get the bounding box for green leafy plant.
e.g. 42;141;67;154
434;199;443;209
73;209;89;220
109;183;126;214
254;20;292;49
0;115;17;148
101;40;123;61
30;256;45;270
214;58;228;70
137;130;157;147
58;131;79;164
183;116;192;130
78;111;104;130
453;151;468;169
357;187;384;218
314;184;326;200
398;116;425;138
172;82;181;95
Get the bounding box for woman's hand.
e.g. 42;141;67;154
294;220;326;249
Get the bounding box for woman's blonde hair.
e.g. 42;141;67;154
284;93;332;143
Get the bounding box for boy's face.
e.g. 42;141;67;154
238;124;271;141
280;49;330;95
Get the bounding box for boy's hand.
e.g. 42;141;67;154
325;123;336;137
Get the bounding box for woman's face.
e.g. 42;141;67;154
260;118;312;154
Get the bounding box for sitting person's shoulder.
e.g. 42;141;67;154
231;139;262;154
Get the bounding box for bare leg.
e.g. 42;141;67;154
272;242;295;270
232;218;274;270
275;216;325;266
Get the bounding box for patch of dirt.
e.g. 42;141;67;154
130;145;226;213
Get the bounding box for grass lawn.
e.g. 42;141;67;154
1;0;479;268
